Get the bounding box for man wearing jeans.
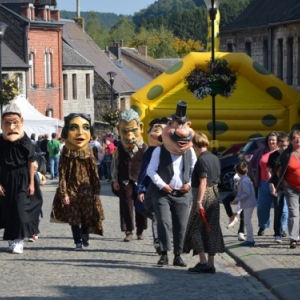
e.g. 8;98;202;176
47;132;60;180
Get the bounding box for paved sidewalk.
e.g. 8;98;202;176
220;192;300;300
0;180;292;299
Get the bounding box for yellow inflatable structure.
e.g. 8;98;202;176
130;52;300;151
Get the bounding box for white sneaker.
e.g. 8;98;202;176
238;233;246;241
227;216;239;229
275;236;282;244
12;240;24;254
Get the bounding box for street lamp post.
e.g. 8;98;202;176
0;21;8;115
204;0;220;155
106;71;117;109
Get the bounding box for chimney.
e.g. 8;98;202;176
77;0;81;17
50;9;60;21
138;45;148;58
108;42;121;61
74;17;84;31
74;0;84;31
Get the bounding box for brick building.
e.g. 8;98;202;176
0;0;63;119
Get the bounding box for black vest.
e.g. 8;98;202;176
157;145;192;184
118;143;147;183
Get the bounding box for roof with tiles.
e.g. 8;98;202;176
62;21;138;93
62;41;93;68
121;47;168;73
221;0;300;32
2;42;29;69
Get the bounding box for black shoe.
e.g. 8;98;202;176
157;254;168;265
173;256;187;267
290;240;297;249
281;231;287;237
203;266;216;274
155;245;162;256
257;228;265;236
188;262;210;273
82;234;89;247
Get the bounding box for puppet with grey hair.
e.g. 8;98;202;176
111;108;148;242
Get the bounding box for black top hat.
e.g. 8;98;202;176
171;101;188;122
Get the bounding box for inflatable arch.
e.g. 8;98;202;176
130;52;300;151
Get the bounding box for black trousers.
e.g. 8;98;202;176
222;192;245;234
119;181;148;232
71;224;88;244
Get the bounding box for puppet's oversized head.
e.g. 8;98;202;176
162;101;195;155
147;117;170;147
1;103;24;142
61;113;92;150
117;109;144;151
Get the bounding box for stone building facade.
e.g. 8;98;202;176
220;0;300;92
62;42;95;122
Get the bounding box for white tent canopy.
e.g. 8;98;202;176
1;95;64;137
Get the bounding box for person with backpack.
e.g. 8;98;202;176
47;133;60;180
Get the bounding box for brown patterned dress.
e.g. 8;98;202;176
184;186;225;256
51;147;105;235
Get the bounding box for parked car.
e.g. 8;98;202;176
218;142;247;158
219;137;265;191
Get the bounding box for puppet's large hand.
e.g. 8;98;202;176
113;182;120;191
0;184;6;196
62;196;70;205
94;194;100;202
28;183;34;196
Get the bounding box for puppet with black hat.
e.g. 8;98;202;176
146;101;197;267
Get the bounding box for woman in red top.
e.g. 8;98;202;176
276;130;300;248
250;132;278;236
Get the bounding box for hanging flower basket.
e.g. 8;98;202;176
184;58;238;100
0;76;20;106
102;109;121;127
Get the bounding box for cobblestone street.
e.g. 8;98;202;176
0;180;291;299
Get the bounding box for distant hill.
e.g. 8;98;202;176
60;10;126;29
60;0;251;44
132;0;206;26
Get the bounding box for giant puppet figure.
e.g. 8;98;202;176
136;116;170;254
147;101;197;267
51;113;104;250
111;109;148;242
0;103;43;254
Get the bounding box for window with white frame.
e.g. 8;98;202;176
29;52;35;88
44;52;52;88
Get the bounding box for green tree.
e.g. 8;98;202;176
219;0;252;27
131;26;178;58
109;17;136;46
172;37;204;57
85;11;110;49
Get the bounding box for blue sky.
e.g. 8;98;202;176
57;0;156;15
